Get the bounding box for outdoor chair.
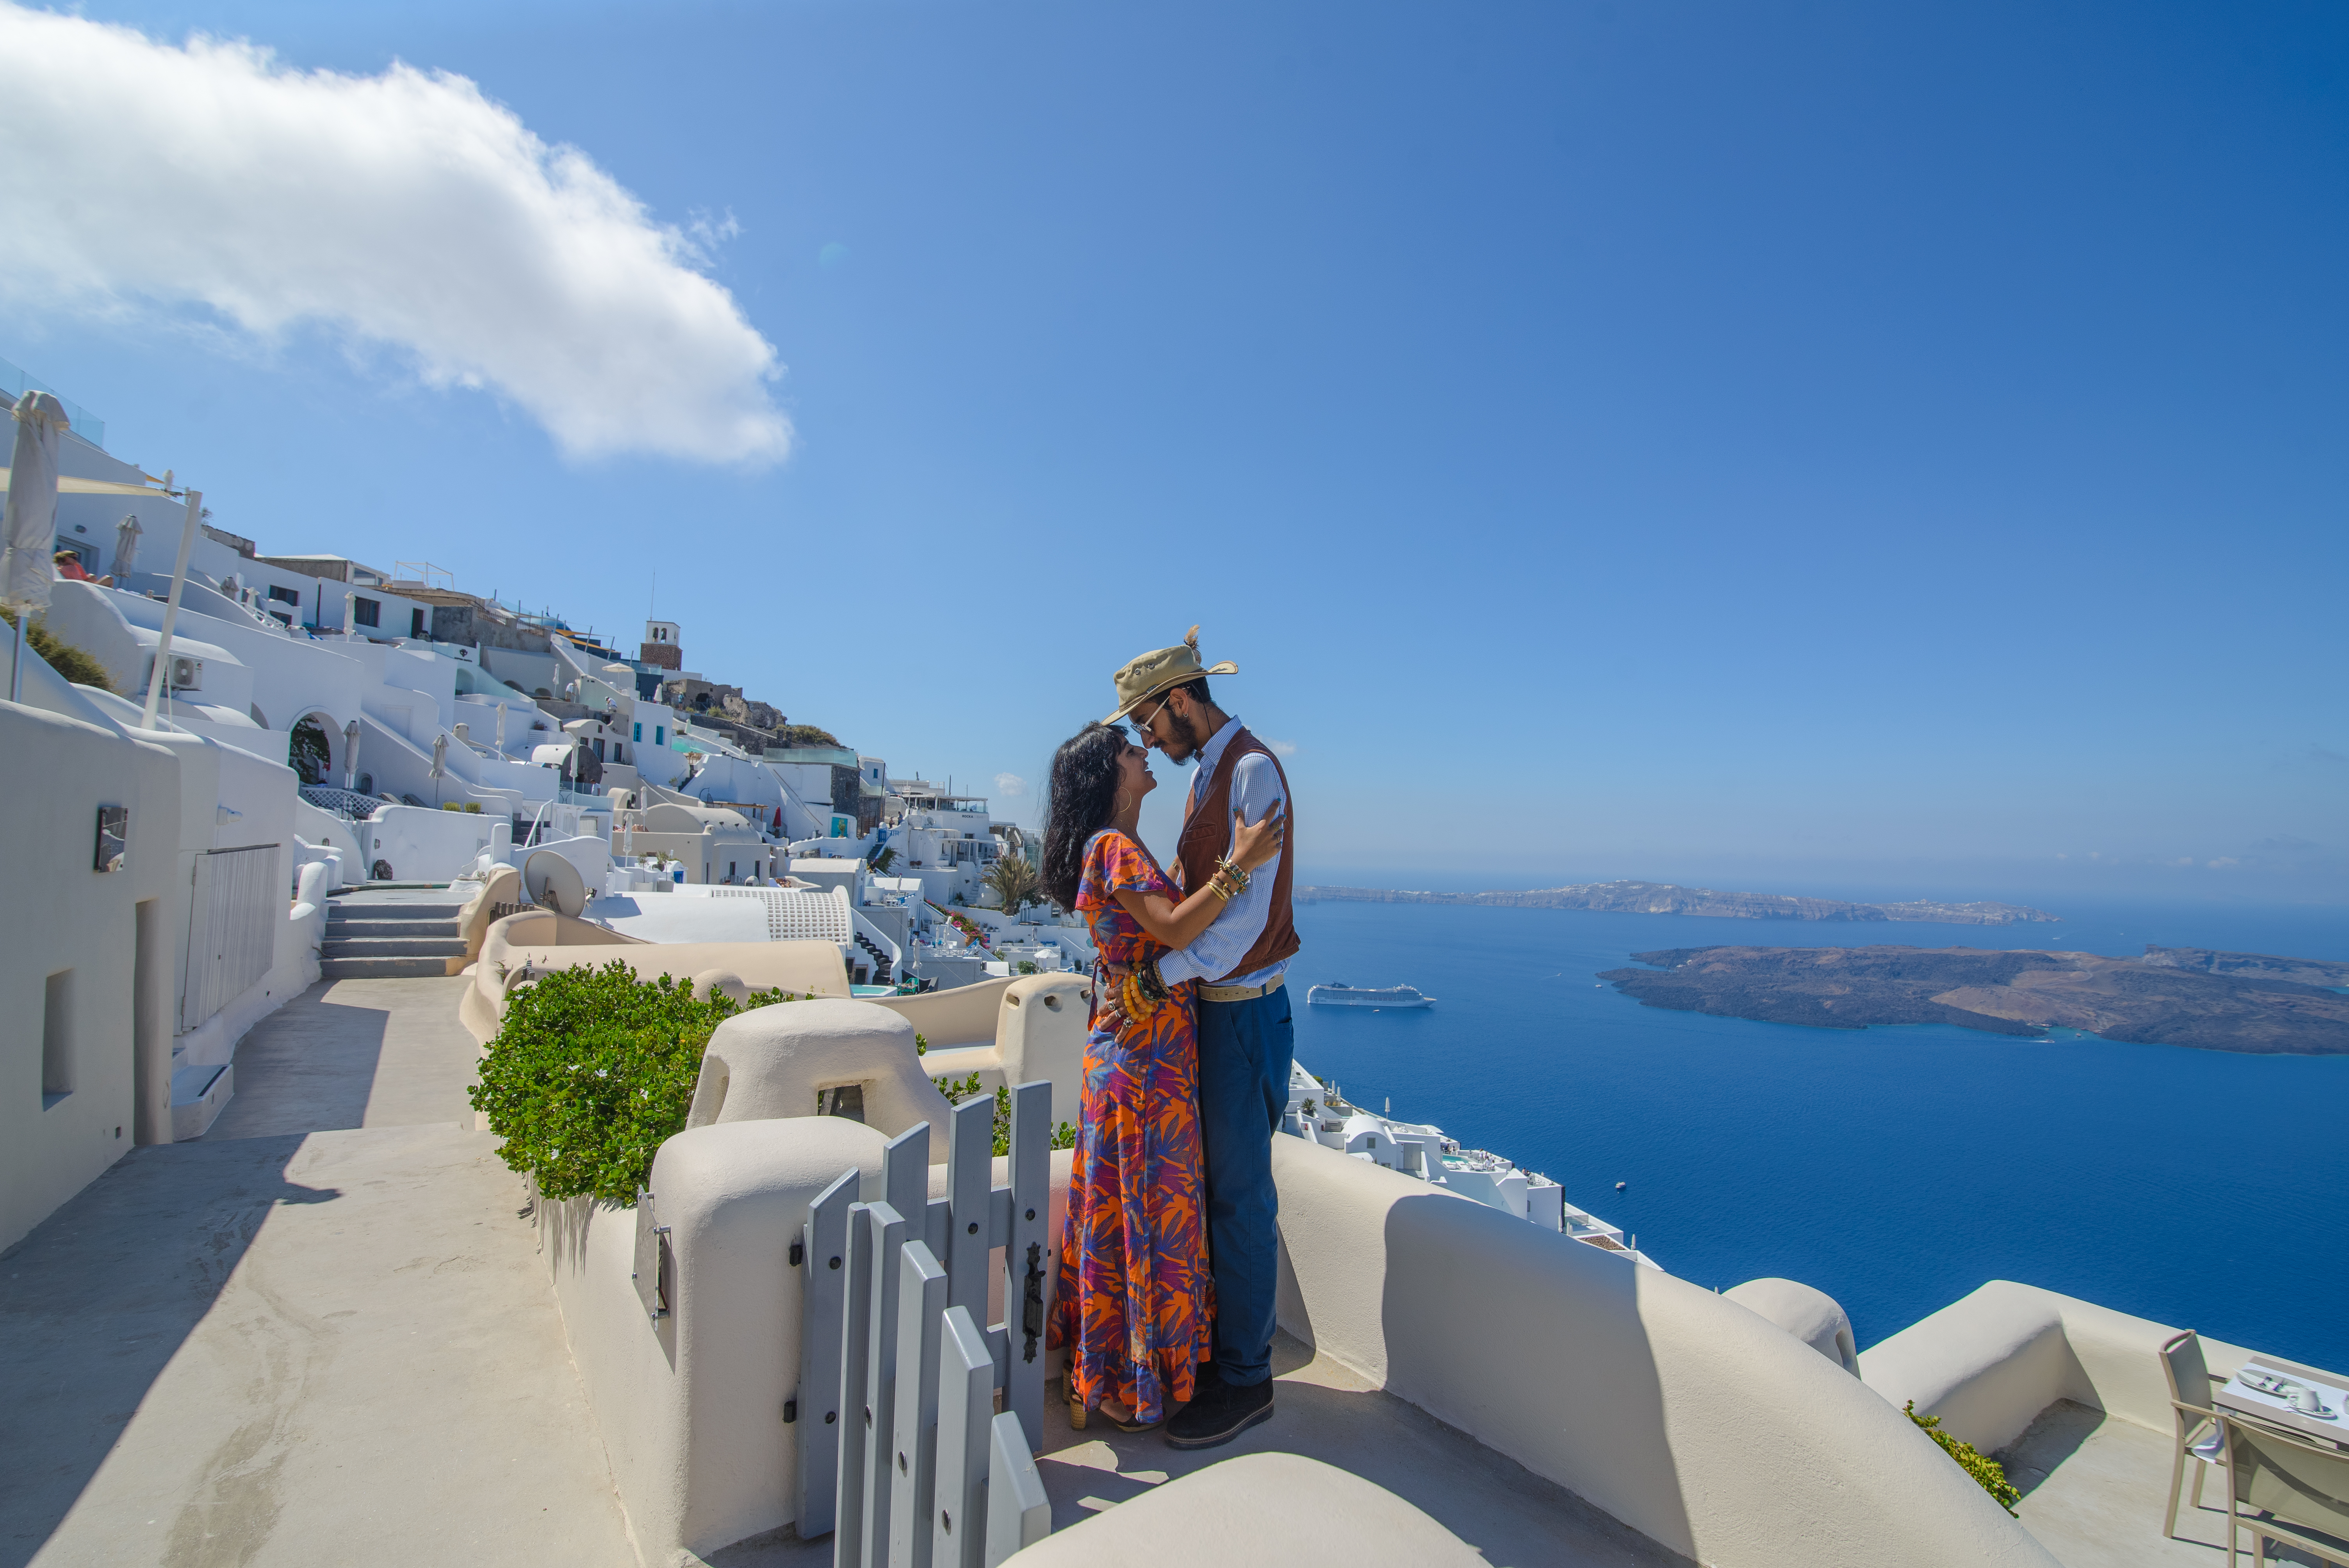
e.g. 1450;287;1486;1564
2164;1329;2231;1539
2223;1418;2349;1567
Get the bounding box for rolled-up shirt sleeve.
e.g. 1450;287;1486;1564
1156;752;1285;987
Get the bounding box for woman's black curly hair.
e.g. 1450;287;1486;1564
1041;722;1128;911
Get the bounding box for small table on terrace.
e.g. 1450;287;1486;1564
2216;1355;2349;1449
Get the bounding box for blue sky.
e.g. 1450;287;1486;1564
5;0;2344;903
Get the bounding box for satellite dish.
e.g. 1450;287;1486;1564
524;848;586;917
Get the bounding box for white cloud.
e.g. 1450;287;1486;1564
1264;739;1298;757
994;772;1027;797
0;5;789;464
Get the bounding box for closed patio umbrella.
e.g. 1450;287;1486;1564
137;485;203;731
343;719;362;791
431;731;448;807
113;512;143;577
2;390;66;701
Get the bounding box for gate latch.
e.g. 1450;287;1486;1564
1021;1241;1044;1363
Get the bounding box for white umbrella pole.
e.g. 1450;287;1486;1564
139;489;202;731
9;615;20;704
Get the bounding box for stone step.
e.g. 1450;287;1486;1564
324;935;468;959
327;903;465;922
321;955;456;979
327;917;462;938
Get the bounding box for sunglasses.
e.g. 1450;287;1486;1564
1126;692;1176;739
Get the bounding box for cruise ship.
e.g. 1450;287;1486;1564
1305;981;1435;1007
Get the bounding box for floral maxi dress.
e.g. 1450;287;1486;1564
1048;828;1213;1423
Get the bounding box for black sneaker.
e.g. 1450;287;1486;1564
1166;1368;1275;1450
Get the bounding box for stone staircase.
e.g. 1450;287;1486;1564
321;898;469;979
853;930;895;985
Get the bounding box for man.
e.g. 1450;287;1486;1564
1103;627;1297;1450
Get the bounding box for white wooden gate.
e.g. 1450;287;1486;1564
183;843;280;1030
801;1082;1058;1567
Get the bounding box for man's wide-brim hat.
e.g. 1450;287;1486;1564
1103;626;1239;724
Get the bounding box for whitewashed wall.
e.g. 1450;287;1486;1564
0;700;182;1251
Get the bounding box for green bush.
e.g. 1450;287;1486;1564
468;961;802;1203
1905;1402;2021;1515
1;608;114;691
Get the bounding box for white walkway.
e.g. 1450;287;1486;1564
1;976;636;1568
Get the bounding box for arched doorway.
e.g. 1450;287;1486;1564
289;714;334;786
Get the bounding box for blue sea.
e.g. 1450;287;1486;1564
1287;899;2349;1370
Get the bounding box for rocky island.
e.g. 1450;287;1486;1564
1300;879;2058;925
1599;944;2349;1055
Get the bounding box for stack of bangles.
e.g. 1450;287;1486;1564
1118;957;1171;1018
1205;856;1251;902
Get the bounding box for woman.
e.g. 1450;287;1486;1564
1041;720;1285;1431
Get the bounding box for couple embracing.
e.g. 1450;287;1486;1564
1039;628;1296;1450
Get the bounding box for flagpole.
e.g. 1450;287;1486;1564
140;488;201;731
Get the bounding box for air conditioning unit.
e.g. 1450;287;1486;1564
166;655;202;690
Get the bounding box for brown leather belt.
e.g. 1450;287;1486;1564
1195;973;1285;1005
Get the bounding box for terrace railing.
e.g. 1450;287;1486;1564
807;1083;1057;1567
298;785;385;821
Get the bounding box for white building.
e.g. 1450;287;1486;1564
2;613;331;1249
878;779;1002;908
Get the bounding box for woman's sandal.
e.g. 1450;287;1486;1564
1098;1397;1160;1434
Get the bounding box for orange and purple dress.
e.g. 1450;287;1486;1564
1049;828;1213;1423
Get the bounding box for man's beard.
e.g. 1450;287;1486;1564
1162;709;1210;763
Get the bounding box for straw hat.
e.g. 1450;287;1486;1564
1103;625;1239;723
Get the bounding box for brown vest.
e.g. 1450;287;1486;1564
1174;724;1299;982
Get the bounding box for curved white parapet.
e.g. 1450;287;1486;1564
1003;1452;1487;1566
899;973;1093;1133
460;910;849;1043
685;998;953;1159
867;976;1013;1053
291;855;334;915
454;862;521;962
1725;1277;1861;1376
1859;1279;2255;1455
1269;1136;2057;1568
542;1118;1078;1564
541;1117;892;1565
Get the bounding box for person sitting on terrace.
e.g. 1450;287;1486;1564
53;549;111;587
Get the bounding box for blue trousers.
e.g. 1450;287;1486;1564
1193;984;1295;1388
